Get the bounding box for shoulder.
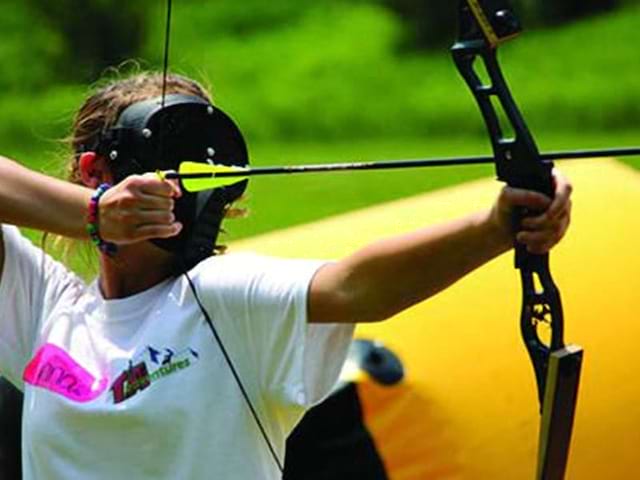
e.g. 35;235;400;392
2;224;72;277
0;224;84;297
188;252;327;306
2;224;50;266
2;224;23;251
191;253;325;283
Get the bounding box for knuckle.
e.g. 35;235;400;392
124;175;140;187
565;181;574;194
122;224;137;238
148;226;169;238
127;175;147;191
141;227;159;238
118;209;137;224
118;194;138;208
554;228;564;242
158;198;173;211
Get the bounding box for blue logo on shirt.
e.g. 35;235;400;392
110;345;199;404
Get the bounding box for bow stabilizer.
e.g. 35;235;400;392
452;2;583;479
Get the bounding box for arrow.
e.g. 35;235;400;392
160;147;640;192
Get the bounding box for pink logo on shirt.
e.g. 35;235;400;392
23;343;108;403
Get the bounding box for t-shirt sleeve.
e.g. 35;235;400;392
195;254;354;425
0;225;80;389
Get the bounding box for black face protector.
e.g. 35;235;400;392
92;94;249;271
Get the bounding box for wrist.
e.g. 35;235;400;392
483;207;514;255
86;183;117;255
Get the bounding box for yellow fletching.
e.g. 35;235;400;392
178;161;248;192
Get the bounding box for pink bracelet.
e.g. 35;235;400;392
86;183;117;255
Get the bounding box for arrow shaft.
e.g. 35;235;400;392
166;146;640;180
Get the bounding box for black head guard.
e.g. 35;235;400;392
93;94;249;271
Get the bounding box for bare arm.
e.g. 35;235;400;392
0;155;181;251
309;173;572;324
309;209;510;324
0;157;92;279
0;157;93;238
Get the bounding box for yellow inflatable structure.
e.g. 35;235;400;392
232;159;640;479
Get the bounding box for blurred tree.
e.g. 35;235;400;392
22;0;152;82
374;0;455;49
141;0;325;64
0;3;64;91
538;0;621;24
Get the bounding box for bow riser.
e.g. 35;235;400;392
452;15;563;399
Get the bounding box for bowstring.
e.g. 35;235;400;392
161;0;173;108
159;0;284;474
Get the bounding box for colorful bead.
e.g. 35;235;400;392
87;183;117;255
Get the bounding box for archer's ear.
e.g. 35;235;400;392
79;152;113;188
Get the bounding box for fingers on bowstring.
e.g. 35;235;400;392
138;172;182;198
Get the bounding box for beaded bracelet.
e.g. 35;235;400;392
87;183;117;255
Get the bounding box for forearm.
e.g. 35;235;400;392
311;209;512;323
0;156;90;238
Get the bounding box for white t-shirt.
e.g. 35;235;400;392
0;225;354;479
